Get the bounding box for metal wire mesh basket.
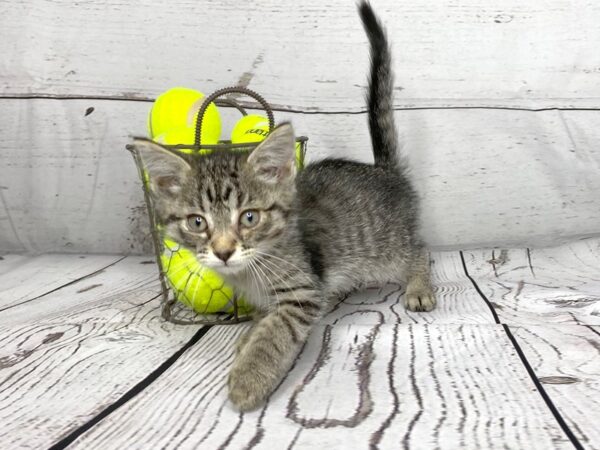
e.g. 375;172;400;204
127;86;308;325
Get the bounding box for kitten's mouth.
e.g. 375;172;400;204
200;258;245;275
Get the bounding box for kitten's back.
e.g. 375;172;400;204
295;2;422;293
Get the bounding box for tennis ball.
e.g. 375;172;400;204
295;141;304;169
231;114;304;169
231;114;270;144
148;87;221;145
161;238;252;315
154;128;213;155
231;114;305;168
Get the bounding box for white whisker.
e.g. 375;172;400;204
254;250;316;286
254;256;305;313
246;259;265;305
251;257;281;313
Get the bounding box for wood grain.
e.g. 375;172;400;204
2;0;600;110
510;324;600;449
462;239;600;325
0;254;123;311
69;322;577;450
0;255;160;325
0;255;200;449
1;98;599;254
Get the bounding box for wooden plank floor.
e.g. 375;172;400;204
0;239;598;449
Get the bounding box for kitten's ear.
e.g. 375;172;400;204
129;138;191;196
246;123;296;183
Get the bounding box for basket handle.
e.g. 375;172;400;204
194;86;275;147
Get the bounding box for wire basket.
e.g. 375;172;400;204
127;86;307;325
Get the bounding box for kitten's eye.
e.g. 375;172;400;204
240;210;260;228
186;214;207;233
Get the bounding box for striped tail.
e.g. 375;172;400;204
358;1;400;169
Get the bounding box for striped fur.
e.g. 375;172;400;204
133;1;434;412
359;1;400;169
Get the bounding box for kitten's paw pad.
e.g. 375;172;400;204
228;365;270;412
405;290;436;312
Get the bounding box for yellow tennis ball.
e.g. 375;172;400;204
154;128;213;155
148;87;221;145
295;141;304;169
160;239;252;315
231;114;270;144
230;114;305;168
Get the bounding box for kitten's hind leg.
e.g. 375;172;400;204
405;249;436;312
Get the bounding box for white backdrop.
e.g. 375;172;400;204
1;0;599;254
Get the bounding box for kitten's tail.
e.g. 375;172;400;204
358;1;400;169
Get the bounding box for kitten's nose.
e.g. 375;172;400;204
214;249;234;263
211;234;237;263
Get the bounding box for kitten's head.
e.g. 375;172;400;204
132;123;297;276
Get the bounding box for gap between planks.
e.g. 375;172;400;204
461;249;591;450
3;94;600;114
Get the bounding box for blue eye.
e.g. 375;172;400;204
186;214;207;232
240;210;260;228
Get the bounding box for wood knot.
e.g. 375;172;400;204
538;376;580;385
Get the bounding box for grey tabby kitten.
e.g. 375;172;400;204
132;1;435;412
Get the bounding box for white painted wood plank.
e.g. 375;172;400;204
0;249;491;327
463;238;600;325
0;255;160;326
0;255;200;449
0;188;25;253
0;254;31;276
0;99;155;255
1;98;599;253
69;323;577;449
0;254;123;311
2;0;600;110
2;251;596;448
511;324;600;449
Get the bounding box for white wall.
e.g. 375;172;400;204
1;0;599;254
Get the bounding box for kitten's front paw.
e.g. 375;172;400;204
405;288;436;312
228;362;271;412
235;330;252;355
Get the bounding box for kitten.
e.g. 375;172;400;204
132;1;435;411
